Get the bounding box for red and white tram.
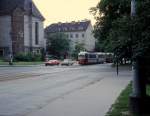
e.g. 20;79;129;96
78;52;113;65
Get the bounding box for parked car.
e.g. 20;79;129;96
61;59;74;66
45;60;60;66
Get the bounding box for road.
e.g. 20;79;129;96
0;64;132;116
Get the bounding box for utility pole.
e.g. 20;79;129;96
130;0;150;115
130;0;141;115
131;0;136;17
130;0;141;98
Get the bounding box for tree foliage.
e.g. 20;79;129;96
46;33;70;58
91;0;150;63
132;0;150;57
72;42;86;59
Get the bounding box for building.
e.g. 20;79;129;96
45;20;95;52
0;0;46;57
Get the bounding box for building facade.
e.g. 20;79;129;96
0;0;46;57
45;20;95;52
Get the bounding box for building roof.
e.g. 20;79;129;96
0;0;45;21
45;20;91;33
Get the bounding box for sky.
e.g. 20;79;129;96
33;0;99;27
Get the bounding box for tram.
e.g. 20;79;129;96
78;52;113;65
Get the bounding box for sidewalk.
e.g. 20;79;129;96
27;74;131;116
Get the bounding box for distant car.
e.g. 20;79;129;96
45;60;60;66
61;59;74;66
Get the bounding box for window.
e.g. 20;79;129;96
0;49;3;56
89;54;96;58
78;26;83;30
64;27;67;31
70;34;73;38
71;27;75;30
58;28;61;31
37;49;41;54
75;34;79;38
35;22;39;45
82;33;85;38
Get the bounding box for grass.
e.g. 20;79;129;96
106;83;132;116
0;61;44;65
0;62;9;65
146;85;150;96
13;61;43;65
106;83;150;116
0;57;44;65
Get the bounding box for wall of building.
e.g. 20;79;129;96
24;15;45;52
32;17;45;48
64;25;95;52
85;24;95;51
0;16;11;47
65;31;86;51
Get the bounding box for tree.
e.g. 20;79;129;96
91;0;150;63
131;0;150;57
90;0;131;63
72;42;86;60
46;33;70;59
90;0;130;51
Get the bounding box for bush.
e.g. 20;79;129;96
14;53;42;62
46;54;60;60
32;54;42;61
0;57;4;62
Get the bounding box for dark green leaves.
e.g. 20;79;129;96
46;33;70;58
91;0;150;63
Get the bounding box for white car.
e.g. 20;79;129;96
61;59;74;66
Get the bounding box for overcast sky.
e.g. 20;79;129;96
33;0;99;27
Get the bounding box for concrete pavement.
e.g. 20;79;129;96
27;72;131;116
0;64;132;116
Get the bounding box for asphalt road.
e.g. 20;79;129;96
0;64;132;116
